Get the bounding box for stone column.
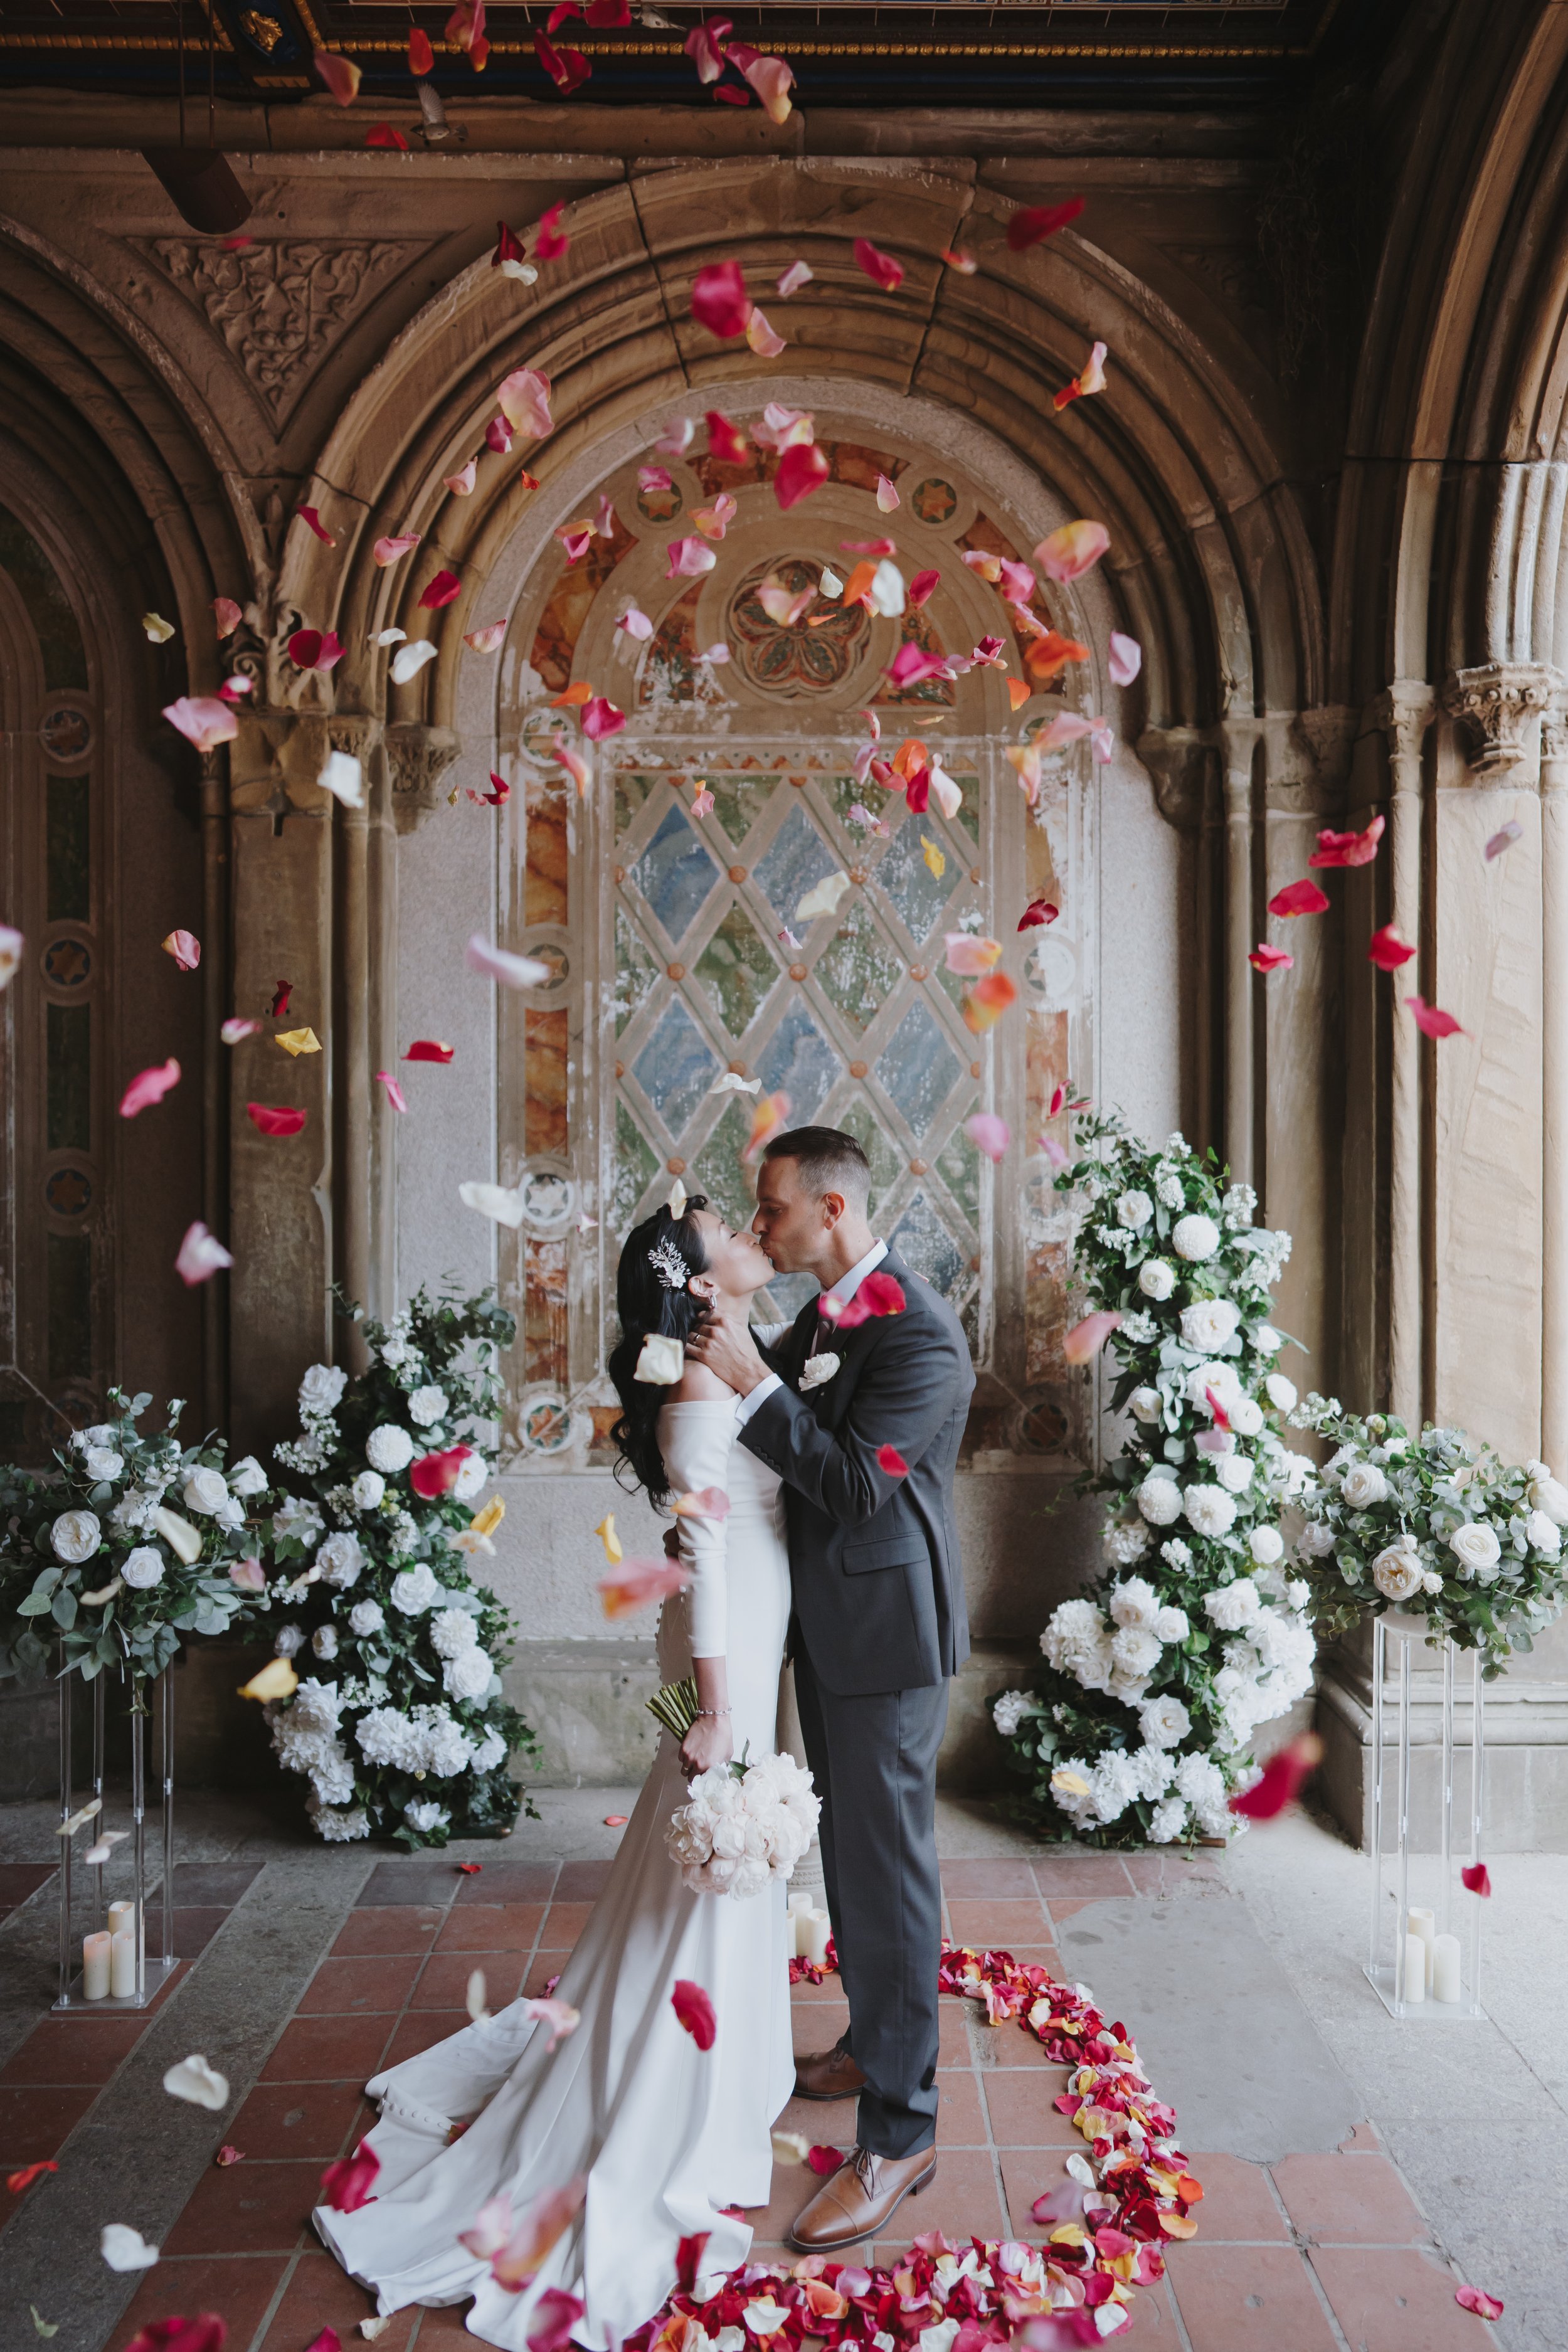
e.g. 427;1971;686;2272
1221;719;1263;1185
1542;704;1568;1469
1372;682;1434;1428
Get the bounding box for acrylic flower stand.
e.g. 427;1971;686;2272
53;1656;179;2012
1365;1612;1486;2020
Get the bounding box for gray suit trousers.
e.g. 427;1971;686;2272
793;1647;948;2158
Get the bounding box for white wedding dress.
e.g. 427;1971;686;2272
316;1397;796;2350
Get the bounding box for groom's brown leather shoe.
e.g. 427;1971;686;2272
793;2044;867;2102
788;2144;937;2250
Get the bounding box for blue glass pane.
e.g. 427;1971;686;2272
753;803;837;925
876;817;958;944
758;1002;839;1122
874;1000;961;1135
632;996;719;1137
631;804;720;943
890;1192;965;1296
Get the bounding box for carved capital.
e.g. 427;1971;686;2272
1136;727;1212;832
386;722;461;835
1368;679;1435;775
1443;662;1561;778
1293;704;1359;792
1541;700;1568;775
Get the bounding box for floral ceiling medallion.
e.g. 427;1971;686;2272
728;559;871;699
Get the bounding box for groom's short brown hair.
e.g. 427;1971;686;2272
763;1125;872;1205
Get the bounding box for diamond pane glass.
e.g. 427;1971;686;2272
837;1099;901;1217
815;899;902;1036
706;773;773;847
632;995;719;1136
875;1000;961;1135
631;803;720;942
612;1098;658;1236
696;901;778;1039
950;776;980;846
890;1191;965;1296
876;817;959;943
753;803;837;925
690;1096;756;1229
613;906;660;1035
758;1002;839;1123
615;769;654;839
937;1120;982;1227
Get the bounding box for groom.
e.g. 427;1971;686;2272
686;1125;973;2249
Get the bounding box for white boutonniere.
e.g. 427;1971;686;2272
800;1353;840;1392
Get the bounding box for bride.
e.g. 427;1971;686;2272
315;1195;798;2349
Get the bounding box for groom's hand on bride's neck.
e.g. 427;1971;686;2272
685;1304;768;1395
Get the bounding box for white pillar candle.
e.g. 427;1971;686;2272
800;1909;832;1967
82;1932;112;2001
1407;1905;1435;1952
1402;1931;1428;2003
109;1930;137;1999
108;1899;141;1956
1431;1932;1463;2004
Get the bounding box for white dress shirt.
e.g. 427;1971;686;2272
733;1239;889;1428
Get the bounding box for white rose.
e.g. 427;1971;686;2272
1137;1259;1176;1301
1182;1485;1237;1537
1216;1453;1254;1493
1525;1510;1562;1557
1172;1212;1221;1262
351;1471;386;1510
1136;1473;1183;1527
274;1624;304;1657
1527;1471;1568;1526
348;1599;385;1636
1448;1521;1502;1575
992;1690;1036;1739
366;1425;416;1474
1249;1525;1285;1565
299;1363;347;1419
51;1509;102;1565
1340;1462;1389;1510
228;1455;268;1497
408;1385;447;1428
1115;1190;1153;1229
1264;1374;1297;1412
1139;1694;1191;1750
443;1648;494;1701
1251;1323;1284;1355
182;1466;230;1516
1128;1387;1162;1425
73;1424;117;1451
1228;1396;1264;1437
452;1452;487;1503
1153;1604;1190;1642
1108;1575;1161;1631
120;1545;165;1589
1297;1520;1337;1558
315;1533;365;1590
1204;1578;1261;1629
471;1727;507;1772
83;1447;124;1482
313;1625;339;1660
1187;1360;1243;1412
1179;1299;1241;1353
390;1562;442;1614
1372;1540;1424;1601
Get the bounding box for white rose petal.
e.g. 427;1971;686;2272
151;1507;203;1564
100;2223;160;2272
635;1333;685;1384
1525;1509;1562;1557
1528;1472;1568;1526
1264;1373;1297;1412
162;2053;229;2109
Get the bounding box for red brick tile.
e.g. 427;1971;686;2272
945;1900;1049;1948
1308;2247;1495;2350
297;1954;423;2015
453;1861;557;1904
332;1906;445;1957
381;2011;467;2068
0;1865;56;1905
1030;1857;1133;1897
1167;2243;1339;2351
791;1973;849;2004
413;2302;481;2342
433;1904;545;1954
792;2003;852;2060
967;2015;1057;2069
749;2158;825;2245
934;2070;986;2146
902;2149;1005;2241
939;1861;1041;1899
163;2159;322;2255
555;1860;615;1900
104;2254;290;2352
982;2070;1081;2148
225;2082;370;2161
1182;2154;1291;2242
257;2250;420;2351
537;1900;595;1944
0;2018;146;2085
1271;2152;1433;2247
171;1907;232;1954
414;1952;526;2011
998;2149;1080;2236
0;2083;97;2161
936;2006;973;2065
261;2014;392;2084
522;1953;574;1998
1041;1897;1123;1924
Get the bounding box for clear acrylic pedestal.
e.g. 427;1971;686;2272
53;1660;179;2012
1364;1613;1486;2021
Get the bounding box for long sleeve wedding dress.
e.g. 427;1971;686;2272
315;1397;796;2350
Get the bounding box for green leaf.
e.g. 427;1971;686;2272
50;1588;77;1629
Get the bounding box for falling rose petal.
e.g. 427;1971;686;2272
410;26;435;71
366;123;410;151
963;1111;1010;1162
217;674;252;704
691;261;753;340
161;928;201;972
497;368;554;439
705;408;749;464
221;1017;260;1044
886;643;953;689
276;1027;322;1057
405;1039;455;1064
100;2223;160;2273
692;493;738;541
1064;1310;1121;1365
920;836;946;880
670;1487;731;1525
1019;898;1059;931
163;2053;229;2110
458;1182;526;1228
1229;1732;1323;1820
389;641;438;686
777;259;813;297
534;28;590;91
1369;924;1417;970
1007;743;1042;807
797;870;852;923
1485;820;1522;861
444;458;479;498
807;2144;847;2175
684;14;731;82
418;571;462;611
553;734;592;797
1310;812;1385;869
667;535;718;580
288;628;344;673
120;1059;181;1119
410;1443;477;1502
1007;195;1085;252
1249;943;1295;972
773;442;832;511
876;474;901;514
581;696;626;741
600;1555;691;1617
691;787;715;819
215;2145;245;2168
1040;1136;1069;1170
945;933;1002;976
297;504;336;546
746;305;786;358
552;681;594;709
869;560;906;618
1461;1862;1491;1895
239;1657;297;1702
907;568;940;609
1406;994;1464;1039
743;1090;791;1162
1454;2287;1503;2322
618;604;655;641
638;465;674;497
942;247;977;273
163;697;238;753
467;936;553;989
374;1071;408;1114
1268;878;1331;919
671;1979;717;2049
176;1222;233;1286
739;50;794;120
228;1557;265;1592
876;1444;909;1478
270;981;293;1017
854;237;904;292
314;48;362;103
246;1102;308;1136
213;597;242;640
320;2141;380;2213
828;1271;905;1332
1108;630;1142;687
758;575;815;627
964;972;1018;1033
8;2163;58;2194
492;221;531;281
1052;339;1108;411
1036;521;1110;583
465;620;509;655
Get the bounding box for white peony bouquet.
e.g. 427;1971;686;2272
1290;1396;1568;1674
666;1751;820;1899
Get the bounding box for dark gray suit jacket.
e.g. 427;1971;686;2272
736;1248;974;1697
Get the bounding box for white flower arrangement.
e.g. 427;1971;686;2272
994;1104;1315;1846
665;1750;820;1899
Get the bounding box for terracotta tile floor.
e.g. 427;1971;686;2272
6;1853;1497;2351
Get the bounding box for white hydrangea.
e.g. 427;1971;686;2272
1175;1749;1227;1814
356;1705;420;1770
1136;1472;1184;1526
470;1727;509;1773
1102;1520;1152;1567
366;1424;416;1475
417;1704;477;1777
1160;1537;1193;1569
405;1800;451;1835
289;1677;342;1734
1148;1796;1189;1843
109;1490;157;1537
1221;1182;1257;1226
1139;1693;1191;1749
431;1606;480;1658
310;1802;371;1842
315;1532;366;1590
348;1598;385;1636
272;1495;325;1549
351;1471;386;1511
442;1648;494;1702
1085;1750;1142;1826
356;1702;475;1778
1183;1485;1237;1537
299;1363;347;1420
1204;1579;1262;1631
408;1385;447;1428
1128;1743;1175;1800
992;1690;1037;1739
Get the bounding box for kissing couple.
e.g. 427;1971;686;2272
317;1124;975;2349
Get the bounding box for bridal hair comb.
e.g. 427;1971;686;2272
647;1233;690;1291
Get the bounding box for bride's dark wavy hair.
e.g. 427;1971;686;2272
608;1195;711;1507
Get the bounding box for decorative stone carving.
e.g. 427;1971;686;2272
1293;704;1359;792
130;238;423;420
385;722;461;835
1369;679;1436;772
1136;726;1212;830
1443;662;1562;778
